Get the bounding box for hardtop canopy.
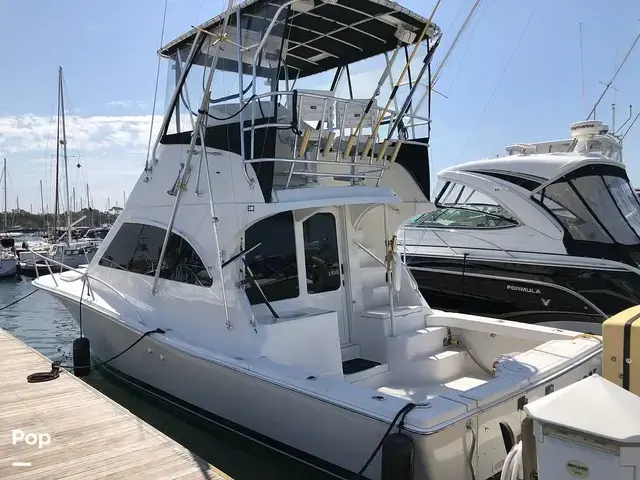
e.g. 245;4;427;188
159;0;439;78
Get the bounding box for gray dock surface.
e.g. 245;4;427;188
0;327;232;479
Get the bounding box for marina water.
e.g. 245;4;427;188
0;275;334;480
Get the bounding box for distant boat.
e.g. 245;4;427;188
0;159;18;277
19;67;97;275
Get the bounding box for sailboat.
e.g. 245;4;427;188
32;2;602;479
19;68;98;274
0;158;18;277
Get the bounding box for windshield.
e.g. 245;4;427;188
533;165;640;245
415;181;519;228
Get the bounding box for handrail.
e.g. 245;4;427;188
354;240;386;268
430;229;517;259
245;89;431;123
28;250;147;326
150;31;205;170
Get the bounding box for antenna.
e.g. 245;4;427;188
616;105;633;134
621;111;640;140
587;31;640;121
612;103;616;132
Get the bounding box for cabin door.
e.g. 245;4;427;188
301;209;352;345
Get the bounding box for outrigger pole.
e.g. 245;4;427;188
343;0;442;158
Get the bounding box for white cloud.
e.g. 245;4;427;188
105;100;147;109
0;113;163;154
0;111;196;214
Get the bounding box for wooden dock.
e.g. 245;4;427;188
0;328;233;480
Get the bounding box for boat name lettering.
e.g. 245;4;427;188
506;285;541;294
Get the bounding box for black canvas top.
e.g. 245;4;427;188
159;0;438;78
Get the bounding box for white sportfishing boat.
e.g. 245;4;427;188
33;1;602;479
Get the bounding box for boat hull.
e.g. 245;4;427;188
49;291;601;480
0;258;17;277
408;255;640;335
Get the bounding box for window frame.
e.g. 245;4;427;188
301;211;342;295
98;221;213;288
425;180;521;230
243;211;301;305
531;164;640;246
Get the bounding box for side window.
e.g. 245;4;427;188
302;213;341;294
534;183;612;243
99;222;212;287
244;212;299;305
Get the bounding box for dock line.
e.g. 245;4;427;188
0;288;39;312
26;328;166;383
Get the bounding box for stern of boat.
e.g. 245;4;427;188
399;311;603;479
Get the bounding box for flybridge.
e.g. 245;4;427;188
151;0;440;203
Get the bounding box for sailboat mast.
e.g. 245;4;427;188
54;72;61;242
59;66;72;245
3;158;6;233
40;179;45;230
86;183;91;227
40;180;44;215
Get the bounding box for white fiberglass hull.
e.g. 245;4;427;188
0;258;17;277
50;292;602;480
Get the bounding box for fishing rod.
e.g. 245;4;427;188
342;0;443;158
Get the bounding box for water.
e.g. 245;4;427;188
0;276;337;480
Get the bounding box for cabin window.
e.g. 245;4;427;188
302;213;341;294
418;182;518;229
534;183;613;243
98;222;213;287
605;176;640;236
244;212;299;304
573;175;640;244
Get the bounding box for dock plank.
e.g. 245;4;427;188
0;328;232;479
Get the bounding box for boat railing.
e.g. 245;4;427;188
242;89;430;189
27;250;146;326
423;229;517;259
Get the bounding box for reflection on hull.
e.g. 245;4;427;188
408;255;640;333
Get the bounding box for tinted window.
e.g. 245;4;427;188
244;212;299;304
303;213;341;294
535;182;613;243
604;176;640;237
573;175;638;245
99;222;212;287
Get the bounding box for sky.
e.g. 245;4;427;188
0;0;639;215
